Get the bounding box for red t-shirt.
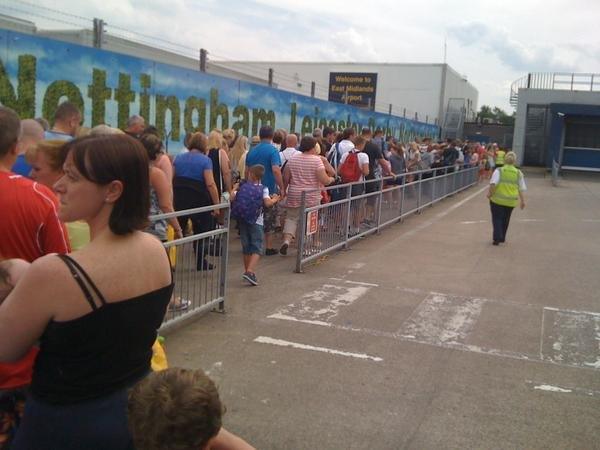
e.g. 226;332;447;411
0;171;70;389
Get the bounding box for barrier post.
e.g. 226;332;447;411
295;191;307;273
343;185;352;248
216;205;229;313
416;171;423;213
376;178;384;233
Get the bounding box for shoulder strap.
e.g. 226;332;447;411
57;254;107;309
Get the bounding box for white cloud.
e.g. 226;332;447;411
8;0;600;113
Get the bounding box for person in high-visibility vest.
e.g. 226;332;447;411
487;151;526;245
494;146;506;168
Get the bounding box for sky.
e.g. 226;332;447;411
4;0;600;113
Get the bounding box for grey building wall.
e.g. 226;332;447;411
513;88;600;165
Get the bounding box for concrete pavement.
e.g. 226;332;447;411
165;171;600;449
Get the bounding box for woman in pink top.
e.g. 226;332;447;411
280;136;335;255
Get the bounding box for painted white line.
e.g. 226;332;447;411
254;336;383;362
399;293;485;344
544;306;600;317
267;313;332;327
526;381;600;397
460;220;487;224
271;283;372;323
534;384;572;393
518;219;545;222
339;279;379;287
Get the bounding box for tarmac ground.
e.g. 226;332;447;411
165;170;600;450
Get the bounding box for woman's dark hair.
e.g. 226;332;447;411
143;125;161;138
65;134;150;235
139;133;164;161
188;132;208;153
299;136;317;153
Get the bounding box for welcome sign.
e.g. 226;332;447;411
0;29;438;152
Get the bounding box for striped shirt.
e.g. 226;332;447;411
285;154;325;208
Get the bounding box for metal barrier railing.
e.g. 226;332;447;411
295;165;479;272
149;203;230;333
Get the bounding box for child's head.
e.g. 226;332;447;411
128;368;224;450
247;164;265;182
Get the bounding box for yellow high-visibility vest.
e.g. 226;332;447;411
491;165;521;207
495;150;506;165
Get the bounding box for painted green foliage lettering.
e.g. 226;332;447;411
210;88;229;130
301;116;312;135
139;74;151;122
42;80;84;123
156;95;180;140
232;105;249;137
0;54;36;118
115;73;135;129
87;68;112;127
184;96;206;134
251;108;275;136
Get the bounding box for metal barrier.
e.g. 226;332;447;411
295;165;479;272
552;159;560;186
149;203;230;333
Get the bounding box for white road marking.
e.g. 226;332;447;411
254;336;383;362
399;293;485;344
267;313;331;327
541;308;600;369
534;384;572;393
329;278;379;287
269;282;372;323
526;380;600;397
518;218;545;222
460;220;487;224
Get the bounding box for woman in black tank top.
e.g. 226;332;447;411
0;135;173;449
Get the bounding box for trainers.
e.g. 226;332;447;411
265;248;278;256
168;297;191;312
242;272;258;286
279;242;289;256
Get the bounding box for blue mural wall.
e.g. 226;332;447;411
0;29;439;153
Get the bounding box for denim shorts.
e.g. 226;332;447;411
239;221;264;255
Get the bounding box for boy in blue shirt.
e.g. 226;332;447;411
232;165;280;286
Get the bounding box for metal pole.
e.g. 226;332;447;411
344;86;349;105
571;73;574;91
295;191;307;273
526;73;531;88
376;178;383;233
200;48;207;72
217;205;229;312
403;108;406;118
93;18;104;49
591;74;595;92
416;171;422;213
268;68;274;87
311;81;315;97
388;104;392;115
343;185;352;247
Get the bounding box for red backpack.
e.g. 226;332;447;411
339;151;362;183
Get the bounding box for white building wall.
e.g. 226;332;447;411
213;61;479;126
442;66;479;122
513;88;600;165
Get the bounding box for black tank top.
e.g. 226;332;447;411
31;254;173;405
208;148;223;196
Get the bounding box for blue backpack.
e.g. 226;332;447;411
231;181;264;224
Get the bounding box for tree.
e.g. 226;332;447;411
476;105;515;126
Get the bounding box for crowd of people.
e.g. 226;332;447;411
0;99;517;448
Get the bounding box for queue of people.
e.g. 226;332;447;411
0;99;523;448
